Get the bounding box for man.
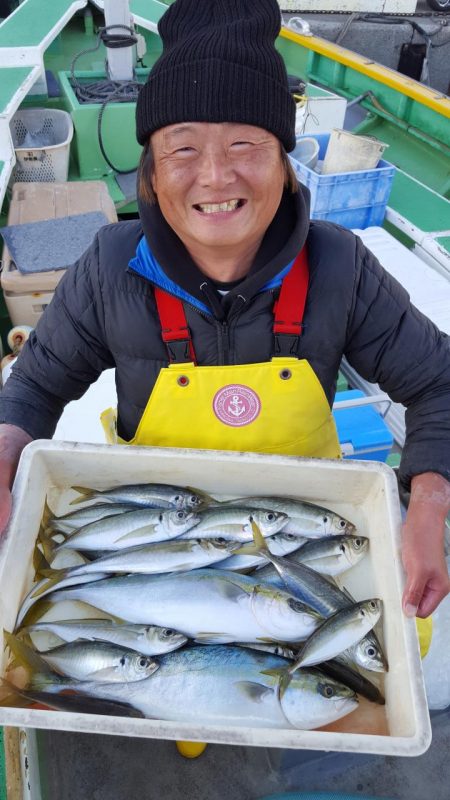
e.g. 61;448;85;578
0;0;449;621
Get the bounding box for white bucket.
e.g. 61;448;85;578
321;129;388;175
290;137;320;170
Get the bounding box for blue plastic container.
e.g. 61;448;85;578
289;133;396;229
333;389;393;462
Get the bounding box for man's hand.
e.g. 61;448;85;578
0;424;33;537
402;472;450;618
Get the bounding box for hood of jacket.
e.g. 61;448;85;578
133;183;311;318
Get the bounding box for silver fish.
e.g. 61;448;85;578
31;645;358;730
70;484;210;510
56;508;200;553
22;620;187;656
255;534;369;578
53;538;242;580
290;599;382;669
247;524;387;673
225;496;355;538
32;570;323;644
180;507;288;541
36;640;159;682
237;642;296;660
45;502;139;535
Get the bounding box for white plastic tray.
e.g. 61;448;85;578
0;441;431;755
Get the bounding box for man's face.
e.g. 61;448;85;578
150;122;286;259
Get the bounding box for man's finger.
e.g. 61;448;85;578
402;580;425;618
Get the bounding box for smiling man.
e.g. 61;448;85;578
0;0;449;625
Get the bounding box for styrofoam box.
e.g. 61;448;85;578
0;441;431;755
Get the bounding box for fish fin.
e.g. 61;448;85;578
261;666;295;698
30;569;68;598
114;525;153;544
194;633;235;644
3;630;53;677
234;681;274;703
69;487;96;506
85;666;123;681
235;521;269;557
260;667;286;678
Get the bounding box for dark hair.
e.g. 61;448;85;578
137;139;298;206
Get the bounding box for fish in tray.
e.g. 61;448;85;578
42;500;139;535
20;619;187;656
69;483;212;510
44;507;200;554
254;534;369;578
245;523;387;673
16;569;323;644
178;506;288;541
223;496;355;538
5;632;159;684
11;645;359;730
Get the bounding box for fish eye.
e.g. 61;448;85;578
216;537;226;544
267;512;275;521
354;538;362;547
174;494;182;503
139;657;148;667
320;684;335;699
163;629;175;637
367;646;377;657
339;519;346;528
369;600;378;610
176;510;186;519
285;534;296;541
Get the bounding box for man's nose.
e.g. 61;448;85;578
198;150;235;187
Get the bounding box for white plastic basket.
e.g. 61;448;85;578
9;108;73;183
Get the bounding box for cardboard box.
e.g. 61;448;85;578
0;442;431;755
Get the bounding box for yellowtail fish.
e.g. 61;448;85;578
17;570;323;644
27;645;358;730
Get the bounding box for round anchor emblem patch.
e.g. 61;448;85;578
213;384;261;427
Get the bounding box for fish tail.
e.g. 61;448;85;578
41;497;55;530
30;569;69;599
260;665;293;698
70;486;95;506
16;600;55;630
37;522;59;564
3;630;52;679
33;544;52;579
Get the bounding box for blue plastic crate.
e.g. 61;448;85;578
289;133;396;229
333;389;393;462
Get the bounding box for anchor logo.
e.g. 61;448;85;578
213;384;261;427
228;395;246;417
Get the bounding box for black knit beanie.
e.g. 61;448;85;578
136;0;296;152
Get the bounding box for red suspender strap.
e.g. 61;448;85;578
272;247;309;357
154;287;197;364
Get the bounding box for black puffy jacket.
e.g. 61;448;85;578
1;187;449;490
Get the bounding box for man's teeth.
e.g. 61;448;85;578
197;200;240;213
